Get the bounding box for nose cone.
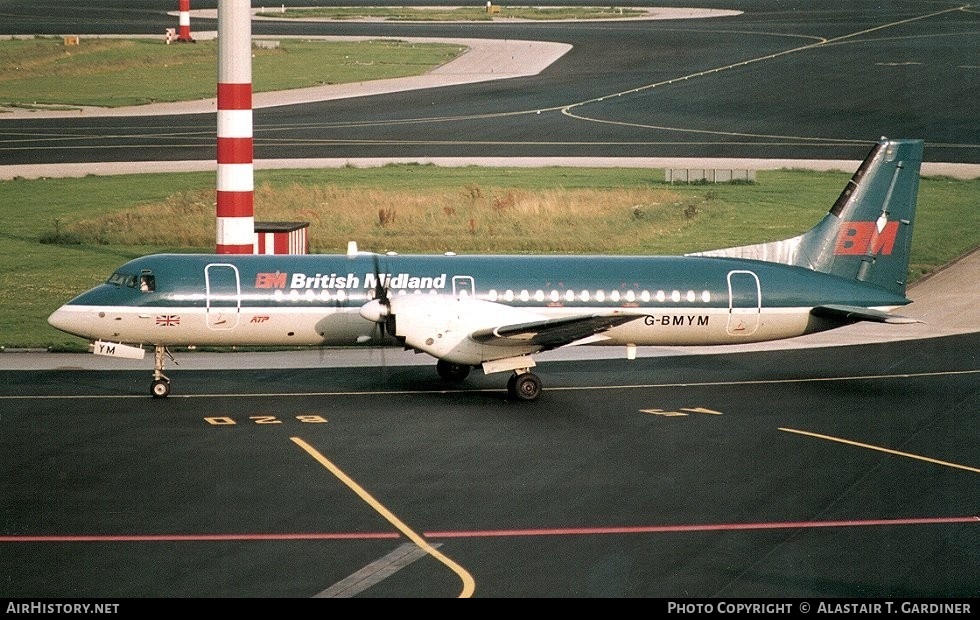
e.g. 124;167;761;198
359;298;388;324
48;304;90;338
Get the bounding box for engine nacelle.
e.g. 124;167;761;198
390;295;545;364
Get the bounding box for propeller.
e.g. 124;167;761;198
357;251;399;389
359;252;396;342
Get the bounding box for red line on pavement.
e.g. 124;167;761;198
1;516;975;543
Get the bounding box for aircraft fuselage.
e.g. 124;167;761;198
49;252;908;350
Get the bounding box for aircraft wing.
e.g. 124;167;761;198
811;304;922;324
469;312;640;350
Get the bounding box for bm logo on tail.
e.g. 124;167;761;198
835;221;899;255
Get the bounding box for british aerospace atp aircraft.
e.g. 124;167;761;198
48;138;923;401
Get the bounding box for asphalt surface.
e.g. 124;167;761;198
1;1;978;166
2;28;977;180
0;2;976;601
1;326;977;600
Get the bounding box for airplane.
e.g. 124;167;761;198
47;137;923;401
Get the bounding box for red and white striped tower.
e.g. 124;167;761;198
215;0;254;254
176;0;194;42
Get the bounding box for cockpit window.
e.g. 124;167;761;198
107;272;134;287
106;271;154;291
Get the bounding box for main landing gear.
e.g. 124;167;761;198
507;371;542;402
150;345;175;398
436;359;471;382
436;359;542;401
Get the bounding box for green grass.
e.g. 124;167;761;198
0;38;464;108
2;167;976;351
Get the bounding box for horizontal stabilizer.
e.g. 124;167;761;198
811;304;922;324
471;313;638;349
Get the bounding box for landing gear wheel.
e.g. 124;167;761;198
151;378;171;399
151;345;176;399
507;372;542;402
437;360;471;382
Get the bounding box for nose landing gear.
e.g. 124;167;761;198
151;377;170;398
150;345;175;398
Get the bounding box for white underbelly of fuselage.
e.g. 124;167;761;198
55;304;817;348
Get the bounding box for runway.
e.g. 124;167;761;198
0;1;976;600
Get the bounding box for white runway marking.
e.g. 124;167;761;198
314;542;442;598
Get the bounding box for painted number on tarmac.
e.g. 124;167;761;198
640;407;723;417
204;415;328;425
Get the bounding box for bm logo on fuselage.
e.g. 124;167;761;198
255;272;287;288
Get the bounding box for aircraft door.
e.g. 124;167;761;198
205;263;241;330
452;275;475;299
726;270;760;336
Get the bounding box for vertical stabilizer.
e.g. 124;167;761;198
689;138;922;295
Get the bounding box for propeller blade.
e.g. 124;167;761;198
372;253;389;302
360;252;394;341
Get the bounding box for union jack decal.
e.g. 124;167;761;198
156;315;181;327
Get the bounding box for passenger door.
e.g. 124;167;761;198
727;270;760;336
205;263;241;330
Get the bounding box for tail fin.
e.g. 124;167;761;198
690;137;922;296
